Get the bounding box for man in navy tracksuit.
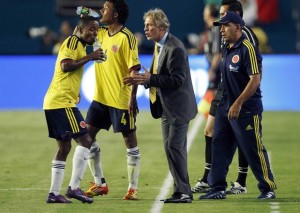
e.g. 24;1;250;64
199;11;277;200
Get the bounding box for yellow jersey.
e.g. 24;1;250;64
93;26;140;109
43;36;86;109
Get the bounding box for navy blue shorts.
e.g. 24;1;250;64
86;101;136;133
44;108;88;141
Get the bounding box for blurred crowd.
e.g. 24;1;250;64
186;0;279;54
26;0;300;55
28;21;73;55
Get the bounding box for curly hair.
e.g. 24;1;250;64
107;0;129;25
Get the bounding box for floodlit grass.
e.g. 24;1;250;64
0;111;299;213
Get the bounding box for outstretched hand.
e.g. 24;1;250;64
123;65;151;86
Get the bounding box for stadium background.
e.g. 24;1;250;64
0;0;299;111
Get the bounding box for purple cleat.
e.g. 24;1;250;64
65;186;93;203
46;193;72;203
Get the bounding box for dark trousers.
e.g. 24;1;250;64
208;105;276;192
161;115;192;196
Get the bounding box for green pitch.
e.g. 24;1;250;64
0;111;299;213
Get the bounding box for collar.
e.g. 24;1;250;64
73;35;87;46
156;32;168;49
230;34;246;49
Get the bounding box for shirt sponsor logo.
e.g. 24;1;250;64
232;55;239;63
229;64;239;72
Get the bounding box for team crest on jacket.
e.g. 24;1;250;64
112;45;119;53
232;55;239;63
80;121;87;128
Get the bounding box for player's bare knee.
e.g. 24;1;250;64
57;142;72;159
122;130;137;148
75;133;93;149
87;125;99;141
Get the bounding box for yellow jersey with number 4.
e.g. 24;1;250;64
93;26;140;110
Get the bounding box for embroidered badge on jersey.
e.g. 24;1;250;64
229;55;240;72
232;55;239;63
112;45;119;53
80;121;87;128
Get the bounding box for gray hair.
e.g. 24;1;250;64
143;8;170;31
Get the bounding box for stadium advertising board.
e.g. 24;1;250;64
0;55;299;111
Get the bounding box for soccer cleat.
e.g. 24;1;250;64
226;182;247;194
257;191;275;200
123;188;138;200
191;179;210;193
46;193;72;203
65;186;93;203
85;182;109;198
199;190;226;200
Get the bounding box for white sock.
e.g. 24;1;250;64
49;160;65;195
126;147;140;190
69;146;90;190
88;141;106;186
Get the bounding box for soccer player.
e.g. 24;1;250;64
84;0;141;200
200;11;277;200
44;16;106;204
192;0;260;195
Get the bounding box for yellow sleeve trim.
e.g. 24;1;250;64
243;40;259;74
121;28;137;50
67;36;79;50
